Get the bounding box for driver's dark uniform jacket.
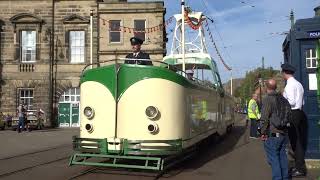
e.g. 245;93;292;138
125;51;152;65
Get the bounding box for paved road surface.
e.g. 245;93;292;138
0;120;319;180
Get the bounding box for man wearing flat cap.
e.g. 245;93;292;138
125;37;152;65
281;63;308;177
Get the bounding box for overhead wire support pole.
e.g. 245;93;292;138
181;0;186;74
230;70;233;96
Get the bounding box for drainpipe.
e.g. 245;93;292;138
97;3;100;65
48;0;55;127
90;10;93;69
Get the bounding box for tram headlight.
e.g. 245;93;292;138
85;123;94;133
145;106;159;120
147;122;159;134
84;106;94;119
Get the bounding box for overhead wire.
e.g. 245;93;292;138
204;20;232;71
201;0;233;71
239;0;255;8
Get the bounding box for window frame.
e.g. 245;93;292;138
134;19;146;41
21;30;37;63
17;88;34;110
69;30;85;63
59;87;80;103
306;48;318;69
109;20;122;43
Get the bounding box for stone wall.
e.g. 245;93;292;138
98;1;166;61
0;0;98;118
0;0;165;126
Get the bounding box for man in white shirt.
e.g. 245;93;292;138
281;63;308;177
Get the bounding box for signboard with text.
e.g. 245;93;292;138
308;31;320;38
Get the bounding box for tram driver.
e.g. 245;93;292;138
125;37;153;66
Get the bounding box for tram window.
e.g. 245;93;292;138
192;68;216;87
214;72;223;88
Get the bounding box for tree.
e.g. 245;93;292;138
234;67;279;106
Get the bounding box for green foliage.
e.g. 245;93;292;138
234;67;279;106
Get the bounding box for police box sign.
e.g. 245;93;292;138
309;31;320;38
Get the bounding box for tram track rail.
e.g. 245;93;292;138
0;144;72;178
0;156;70;178
0;144;70;161
68;166;168;180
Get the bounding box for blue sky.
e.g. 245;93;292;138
131;0;320;82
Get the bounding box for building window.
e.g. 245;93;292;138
306;49;318;68
59;87;80;103
18;88;33;110
70;31;85;63
134;20;146;41
21;31;36;62
109;20;121;43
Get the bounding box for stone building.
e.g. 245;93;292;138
98;1;166;61
0;0;165;127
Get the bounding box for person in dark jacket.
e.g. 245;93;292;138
125;37;152;65
260;79;289;180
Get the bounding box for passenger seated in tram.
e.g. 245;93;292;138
186;70;194;80
125;37;153;66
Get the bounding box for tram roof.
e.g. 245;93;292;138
163;53;215;70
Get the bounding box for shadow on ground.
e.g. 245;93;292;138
162;121;249;178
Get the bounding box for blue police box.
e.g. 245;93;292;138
282;6;320;159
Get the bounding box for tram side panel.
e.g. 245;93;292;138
224;96;235;127
186;88;220;147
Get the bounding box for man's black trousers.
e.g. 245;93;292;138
288;109;308;172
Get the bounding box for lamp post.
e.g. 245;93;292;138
258;74;262;106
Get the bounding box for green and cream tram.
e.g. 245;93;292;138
70;8;235;171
